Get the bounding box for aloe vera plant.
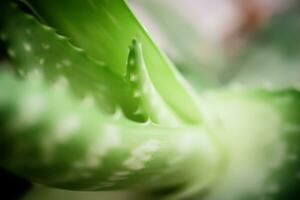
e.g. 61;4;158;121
0;1;300;200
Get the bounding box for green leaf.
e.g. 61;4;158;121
0;3;137;117
24;0;203;123
0;71;221;196
125;39;180;125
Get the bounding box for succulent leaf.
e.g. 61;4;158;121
0;3;136;116
24;0;203;124
0;71;221;195
125;39;181;125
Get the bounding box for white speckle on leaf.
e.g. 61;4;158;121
114;171;130;176
41;24;53;31
23;42;32;52
133;90;141;98
8;48;16;58
74;46;84;52
123;140;159;170
27;69;43;82
81;95;95;107
57;34;67;40
130;74;138;82
18;69;25;77
133;107;143;115
56;63;63;69
14;94;45;128
103;124;121;147
42;43;50;50
129;58;135;66
39;58;45;65
112;107;123;120
108;171;129;181
53;114;81;142
93;59;107;66
53;76;69;91
123;158;144;171
62;59;72;67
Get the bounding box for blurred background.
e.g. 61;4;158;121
1;0;299;199
130;0;299;90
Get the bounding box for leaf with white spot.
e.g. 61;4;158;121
0;72;219;193
0;3;135;115
24;0;203;124
125;39;180;125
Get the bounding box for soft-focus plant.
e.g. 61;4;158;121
0;1;300;200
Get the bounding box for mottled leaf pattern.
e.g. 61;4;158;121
0;72;220;196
